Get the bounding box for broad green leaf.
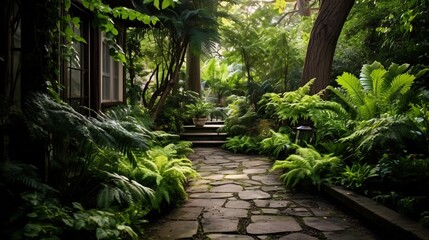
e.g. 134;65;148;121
360;61;383;92
370;68;387;97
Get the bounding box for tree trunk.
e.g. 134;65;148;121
186;46;202;95
300;0;355;94
297;0;311;16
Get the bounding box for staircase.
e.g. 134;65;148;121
180;121;227;147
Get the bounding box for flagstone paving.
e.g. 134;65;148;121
145;147;381;240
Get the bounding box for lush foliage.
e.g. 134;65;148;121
1;94;198;238
185;98;215;118
271;146;340;189
222;59;429;225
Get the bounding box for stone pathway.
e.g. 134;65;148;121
145;147;381;240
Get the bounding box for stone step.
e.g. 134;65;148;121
180;132;228;142
205;120;225;125
190;140;226;147
180;121;227;147
183;124;225;133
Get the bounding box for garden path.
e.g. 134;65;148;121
145;147;381;240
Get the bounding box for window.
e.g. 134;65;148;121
65;10;90;115
101;34;123;103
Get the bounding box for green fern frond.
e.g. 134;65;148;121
370;68;387;97
96;174;153;209
384;73;415;101
0;162;57;193
385;62;410;84
272;146;341;189
336;72;366;107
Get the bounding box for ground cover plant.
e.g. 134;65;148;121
222;61;429;227
0;94;198;239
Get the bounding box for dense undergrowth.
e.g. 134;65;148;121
221;61;429;227
0;94;198;239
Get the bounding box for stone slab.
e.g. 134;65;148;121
211;184;243;193
283;208;314;217
210;180;235;186
242;160;270;167
251;175;283;185
225;174;249;180
167;207;203;220
190;192;233;199
152;220;198;239
202;218;239;233
243;168;267;174
206;234;254;240
225;200;251;209
303;217;349;231
187;184;210;193
184;198;226;207
239;190;270;200
204;174;225;180
247;221;302;234
279;233;318;240
203;207;248;219
247;215;303;234
260;208;280;214
269;200;290;208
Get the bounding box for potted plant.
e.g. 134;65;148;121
185;99;214;127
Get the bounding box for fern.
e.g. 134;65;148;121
329;61;418;120
340;114;427;159
0;162;56;193
259;130;296;158
117;145;199;210
223;135;260;154
97;172;154;209
337;163;379;190
271;146;341;189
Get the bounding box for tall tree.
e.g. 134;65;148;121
300;0;355;94
185;0;218;96
186;45;202;95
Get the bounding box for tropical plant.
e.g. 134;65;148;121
223;135;260;154
409;101;429;147
201;58;240;106
221;96;259;136
259;130;297;158
135;1;220;120
271;146;341;189
336;163;379;190
117;145;199;210
340;114;428;161
261;79;348;127
11;192;139;240
327;61;419;120
156;89;200;133
376;155;429;196
185;98;215;118
96;172;155;209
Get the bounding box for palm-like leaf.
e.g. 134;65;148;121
359;61;384;91
330;62;418;120
336;72;366;109
384;73;415;102
97;172;155;209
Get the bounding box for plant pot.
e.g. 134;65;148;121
192;117;208;127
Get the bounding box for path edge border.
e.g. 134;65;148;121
322;184;429;240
